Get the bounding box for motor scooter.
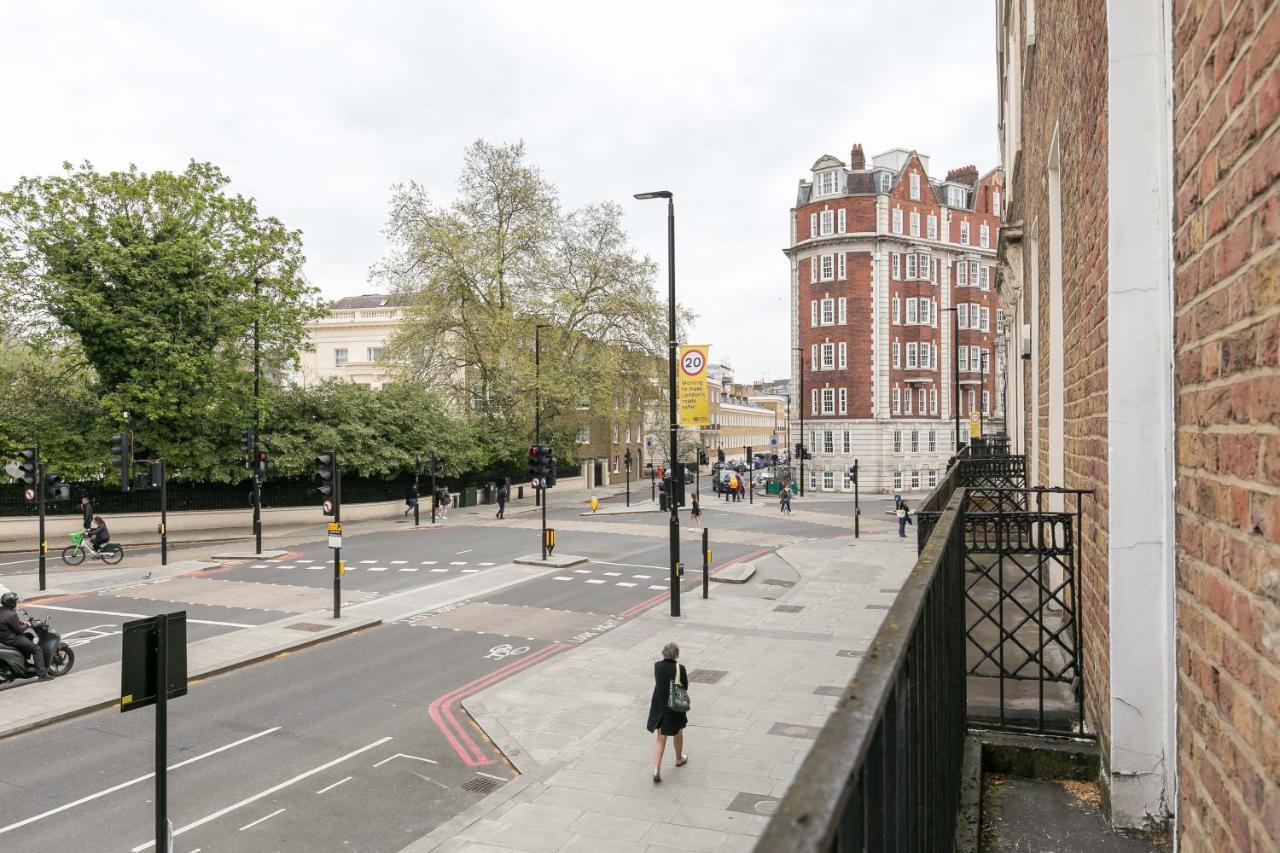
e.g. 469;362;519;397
0;612;75;684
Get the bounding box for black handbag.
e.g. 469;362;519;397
668;664;691;713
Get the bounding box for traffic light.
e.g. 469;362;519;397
16;448;37;487
527;444;553;486
845;462;859;487
432;457;444;475
716;448;725;463
254;450;273;475
697;449;708;467
546;456;557;488
315;451;338;516
240;429;255;464
110;433;132;492
42;471;70;502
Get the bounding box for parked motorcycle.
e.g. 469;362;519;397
0;612;75;684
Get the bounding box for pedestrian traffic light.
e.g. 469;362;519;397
16;448;38;487
110;433;132;492
546;456;557;488
42;471;70;501
315;451;338;516
527;444;553;486
254;450;273;475
625;448;633;470
240;429;255;464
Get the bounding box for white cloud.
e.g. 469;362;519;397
0;0;997;382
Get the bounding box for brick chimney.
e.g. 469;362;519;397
947;164;979;186
849;144;865;170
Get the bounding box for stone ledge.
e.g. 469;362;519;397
511;553;589;569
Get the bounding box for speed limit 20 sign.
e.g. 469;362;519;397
676;345;710;426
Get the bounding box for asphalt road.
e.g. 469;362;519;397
0;496;850;852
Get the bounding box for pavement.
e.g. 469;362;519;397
403;511;917;853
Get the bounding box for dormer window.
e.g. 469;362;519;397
947;186;966;208
816;170;840;196
880;172;892;193
909;173;921;200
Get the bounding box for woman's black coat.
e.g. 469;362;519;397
646;659;688;733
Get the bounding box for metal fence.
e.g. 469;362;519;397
757;489;968;852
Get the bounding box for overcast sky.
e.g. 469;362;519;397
1;1;998;382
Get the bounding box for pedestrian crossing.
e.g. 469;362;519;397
549;567;667;591
248;557;501;574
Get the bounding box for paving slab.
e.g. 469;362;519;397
400;516;913;852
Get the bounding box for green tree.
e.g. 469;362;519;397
376;140;674;460
0;161;322;479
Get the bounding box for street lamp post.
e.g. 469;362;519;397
252;276;263;554
944;307;961;452
635;190;681;618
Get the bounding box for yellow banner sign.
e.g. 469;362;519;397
677;345;711;426
969;412;981;439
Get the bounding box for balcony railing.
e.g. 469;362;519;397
757;489;969;852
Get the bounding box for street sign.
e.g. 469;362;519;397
677;344;711;426
769;436;778;447
327;522;342;534
23;488;35;502
646;437;653;449
121;613;188;712
969;412;981;439
328;533;342;550
322;498;334;515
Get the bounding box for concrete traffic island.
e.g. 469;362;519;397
709;560;757;584
511;554;589;569
209;548;290;560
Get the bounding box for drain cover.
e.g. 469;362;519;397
768;721;821;739
726;791;781;816
773;604;803;613
462;776;504;794
688;669;728;684
284;622;330;633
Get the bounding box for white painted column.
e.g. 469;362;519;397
1105;0;1177;829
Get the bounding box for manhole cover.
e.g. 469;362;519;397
462;776;504;794
284;622;330;633
726;791;781;817
773;605;803;613
688;669;728;684
762;579;796;588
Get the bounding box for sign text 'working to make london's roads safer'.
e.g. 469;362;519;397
0;487;893;852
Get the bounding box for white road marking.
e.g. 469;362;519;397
456;549;473;554
421;560;437;565
616;582;637;587
591;559;668;571
574;569;592;574
649;585;667;590
367;567;388;572
250;564;269;568
307;566;324;571
0;727;280;835
391;560;407;564
603;572;621;576
238;808;285;832
449;561;467;565
632;575;651;579
553;576;572;581
373;752;438;768
462;569;479;573
398;568;419;573
315;776;352;795
130;736;393;851
360;560;377;564
585;579;606;585
476;771;508;782
479;562;495;566
25;604;253;628
277;565;295;569
430;568;448;573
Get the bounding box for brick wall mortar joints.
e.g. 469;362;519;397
1176;508;1280;566
1175;666;1274;845
1176;465;1280;497
1175;358;1280;394
1177;422;1280;437
1174;176;1280;291
1170;3;1279;160
1177;565;1280;689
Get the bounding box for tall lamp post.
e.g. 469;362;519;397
252;276;263;554
943;306;961;452
635;190;681;618
794;347;806;497
534;323;550;506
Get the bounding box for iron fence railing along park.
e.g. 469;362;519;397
756;489;969;852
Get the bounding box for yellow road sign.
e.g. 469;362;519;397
677;345;711;426
327;522;342;533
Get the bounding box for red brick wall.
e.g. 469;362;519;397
1006;0;1114;766
795;195;878;238
1172;0;1280;848
798;252;874;419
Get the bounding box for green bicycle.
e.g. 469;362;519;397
61;531;124;566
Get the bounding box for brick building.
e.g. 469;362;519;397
996;0;1278;846
786;146;1003;493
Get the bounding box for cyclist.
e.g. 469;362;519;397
86;516;111;554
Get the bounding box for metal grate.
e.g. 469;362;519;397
688;669;728;684
462;776;504;794
773;604;804;613
284;622;331;633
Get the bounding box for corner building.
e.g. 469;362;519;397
787;145;1004;493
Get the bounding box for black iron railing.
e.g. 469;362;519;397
757;490;968;852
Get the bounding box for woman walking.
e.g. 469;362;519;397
646;641;690;783
897;500;913;538
689;494;701;529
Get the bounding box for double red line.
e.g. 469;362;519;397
428;643;571;766
617;546;773;620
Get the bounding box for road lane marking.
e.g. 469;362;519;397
632;575;651;579
616;582;637;587
307;566;324;571
456;549;473;554
391;560;407;564
373;753;438;768
603;572;621;576
0;727;281;835
585;579;606;584
462;569;478;573
476;771;508;782
368;567;388;572
130;737;394;851
590;559;668;571
430;568;448;573
277;565;295;569
315;776;352;795
649;585;666;590
251;564;269;568
421;561;437;565
25;604;254;628
479;562;495;566
398;568;419;572
573;569;591;574
238;808;285;831
553;576;572;581
449;561;467;565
